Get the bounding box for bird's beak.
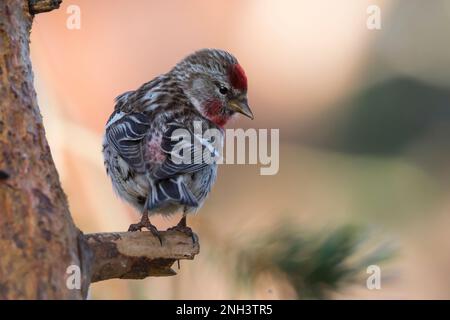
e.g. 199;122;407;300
228;99;254;119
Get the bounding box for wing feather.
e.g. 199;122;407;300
152;121;220;180
105;111;150;172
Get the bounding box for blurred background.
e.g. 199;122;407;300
30;0;450;299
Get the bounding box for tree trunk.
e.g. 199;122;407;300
0;0;198;300
0;0;84;300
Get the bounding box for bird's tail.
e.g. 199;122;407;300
148;177;198;210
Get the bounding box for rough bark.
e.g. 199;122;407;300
29;0;62;14
0;0;84;300
0;1;198;300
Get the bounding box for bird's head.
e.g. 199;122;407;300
172;49;253;127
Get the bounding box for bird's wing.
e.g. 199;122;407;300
105;110;150;173
151;120;221;180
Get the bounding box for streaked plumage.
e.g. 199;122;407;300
102;49;253;238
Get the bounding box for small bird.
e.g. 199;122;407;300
102;49;253;242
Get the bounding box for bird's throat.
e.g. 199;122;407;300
204;100;230;127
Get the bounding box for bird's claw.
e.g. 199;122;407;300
168;225;197;247
128;223;143;232
128;222;163;246
148;224;163;246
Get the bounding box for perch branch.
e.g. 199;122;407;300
29;0;62;14
85;230;200;283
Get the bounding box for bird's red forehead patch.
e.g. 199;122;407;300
229;63;247;91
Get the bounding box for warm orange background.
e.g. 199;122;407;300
30;0;450;299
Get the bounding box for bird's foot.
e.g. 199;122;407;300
127;222;144;232
128;221;163;246
167;224;197;247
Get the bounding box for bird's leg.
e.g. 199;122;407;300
128;209;163;245
168;215;197;246
178;215;187;227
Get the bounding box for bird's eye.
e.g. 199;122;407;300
219;86;228;95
